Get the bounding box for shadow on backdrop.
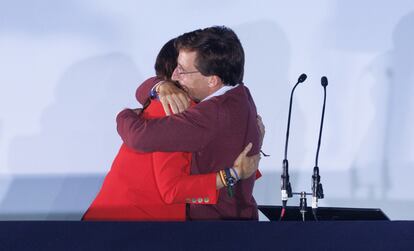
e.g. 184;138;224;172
4;53;141;219
0;0;121;42
324;1;414;52
0;120;2;145
346;12;414;219
234;20;309;205
0;174;104;220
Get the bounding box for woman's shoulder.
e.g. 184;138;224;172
143;100;167;119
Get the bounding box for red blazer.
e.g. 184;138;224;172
83;100;218;221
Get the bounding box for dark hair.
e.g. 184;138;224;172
175;26;244;86
154;38;178;80
143;38;178;110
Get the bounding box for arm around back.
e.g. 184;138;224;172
135;77;160;105
152;151;218;205
116;100;219;153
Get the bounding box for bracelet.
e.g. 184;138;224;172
224;168;236;198
150;82;163;99
219;170;227;187
230;167;240;181
150;88;158;99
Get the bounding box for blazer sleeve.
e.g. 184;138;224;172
152;151;218;205
135;77;161;105
116;100;219;152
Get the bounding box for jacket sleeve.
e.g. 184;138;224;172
152;151;218;205
116;100;219;152
135;77;161;105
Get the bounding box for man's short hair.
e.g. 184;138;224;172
175;26;244;86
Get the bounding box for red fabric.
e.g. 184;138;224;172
83;100;217;221
255;170;262;180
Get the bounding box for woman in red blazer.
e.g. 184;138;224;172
83;39;260;221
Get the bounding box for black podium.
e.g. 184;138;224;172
259;205;389;221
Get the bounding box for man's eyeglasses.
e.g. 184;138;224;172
176;66;200;75
179;70;199;75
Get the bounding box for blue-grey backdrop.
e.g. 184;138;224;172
1;0;414;220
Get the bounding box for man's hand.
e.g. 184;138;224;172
233;143;261;179
157;81;191;115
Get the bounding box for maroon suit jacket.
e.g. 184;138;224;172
117;77;260;220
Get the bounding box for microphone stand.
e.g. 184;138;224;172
280;73;307;220
279;76;328;222
311;76;328;221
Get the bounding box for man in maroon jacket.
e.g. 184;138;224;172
117;26;261;220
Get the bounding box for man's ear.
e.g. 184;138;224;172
208;75;222;88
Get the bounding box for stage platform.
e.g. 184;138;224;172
0;221;413;250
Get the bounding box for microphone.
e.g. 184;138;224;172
311;76;327;220
281;73;307;217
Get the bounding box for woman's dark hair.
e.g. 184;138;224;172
154;38;178;80
143;38;179;109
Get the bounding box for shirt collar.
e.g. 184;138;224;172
201;84;239;102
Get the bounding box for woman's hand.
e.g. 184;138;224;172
233;143;261;180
